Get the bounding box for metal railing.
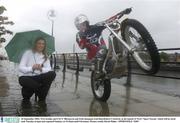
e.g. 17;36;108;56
50;47;180;86
51;53;88;74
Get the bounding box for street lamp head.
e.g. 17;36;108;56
47;9;56;20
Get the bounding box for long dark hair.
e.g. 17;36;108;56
32;37;48;61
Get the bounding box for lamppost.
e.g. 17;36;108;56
47;9;56;36
47;9;56;69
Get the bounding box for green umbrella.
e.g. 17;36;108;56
5;30;55;63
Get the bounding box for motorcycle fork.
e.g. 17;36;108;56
105;23;134;54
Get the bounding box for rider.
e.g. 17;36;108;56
74;14;107;78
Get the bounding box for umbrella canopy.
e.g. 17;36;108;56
5;30;55;63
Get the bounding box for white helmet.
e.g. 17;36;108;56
74;14;89;29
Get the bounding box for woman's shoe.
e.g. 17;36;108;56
38;99;47;108
22;97;30;102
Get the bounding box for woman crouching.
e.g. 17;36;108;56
18;37;56;103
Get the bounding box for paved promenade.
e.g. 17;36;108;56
0;61;180;116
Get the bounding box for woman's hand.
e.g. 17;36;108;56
32;64;42;71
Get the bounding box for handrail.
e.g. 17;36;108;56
158;48;180;51
51;47;180;82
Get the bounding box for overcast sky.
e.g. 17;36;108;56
0;0;180;54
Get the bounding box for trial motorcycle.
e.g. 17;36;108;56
91;8;160;101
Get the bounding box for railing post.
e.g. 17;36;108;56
53;54;56;71
62;54;66;72
50;54;53;68
124;52;132;86
76;53;79;74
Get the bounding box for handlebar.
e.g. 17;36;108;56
96;8;132;26
106;7;132;23
121;7;132;16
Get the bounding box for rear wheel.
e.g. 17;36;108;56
121;19;160;74
91;71;111;102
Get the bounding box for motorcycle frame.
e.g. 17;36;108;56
102;20;132;77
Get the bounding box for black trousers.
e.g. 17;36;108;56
19;71;56;100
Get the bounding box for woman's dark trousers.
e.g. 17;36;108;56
19;71;56;101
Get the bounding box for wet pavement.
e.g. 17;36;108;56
0;61;66;116
0;61;180;116
77;69;180;98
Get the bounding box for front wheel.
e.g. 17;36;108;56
121;19;160;74
91;71;111;102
